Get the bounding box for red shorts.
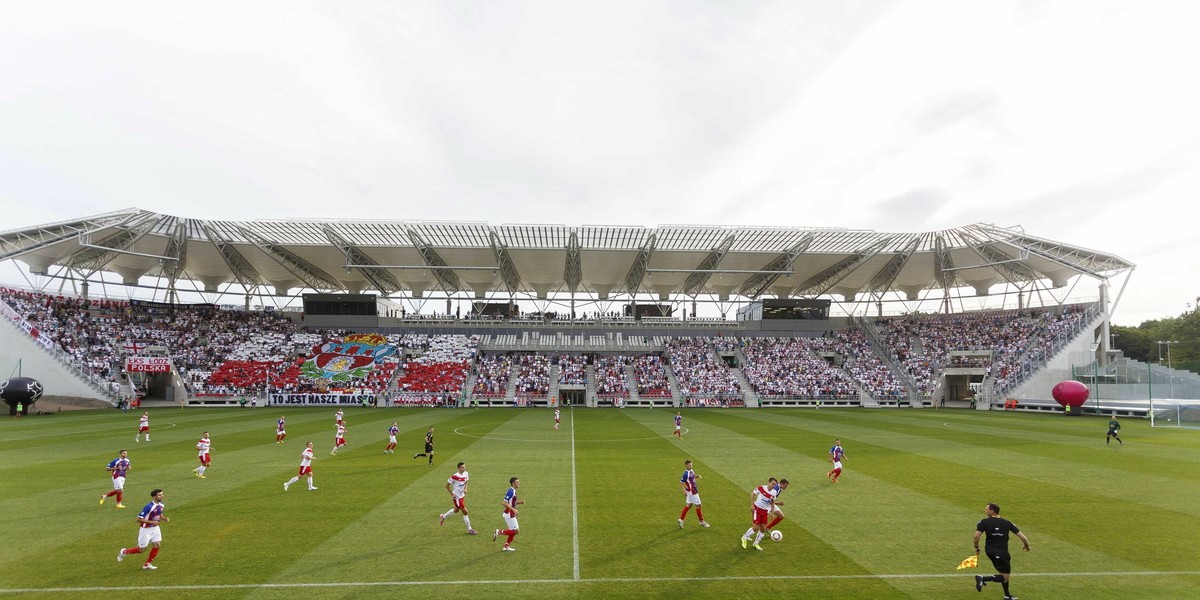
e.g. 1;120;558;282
139;426;149;432
298;466;312;476
752;507;769;525
335;438;346;447
199;453;211;465
453;497;466;511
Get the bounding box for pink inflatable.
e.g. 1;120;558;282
1051;380;1089;407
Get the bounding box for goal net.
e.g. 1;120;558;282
1151;403;1200;429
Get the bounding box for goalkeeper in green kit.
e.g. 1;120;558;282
1106;415;1123;446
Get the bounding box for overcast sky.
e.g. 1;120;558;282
2;0;1197;325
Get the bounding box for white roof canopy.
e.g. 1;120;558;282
0;208;1134;304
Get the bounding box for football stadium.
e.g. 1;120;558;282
2;214;1198;599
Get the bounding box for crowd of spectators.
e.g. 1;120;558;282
473;354;514;397
593;355;631;398
666;338;743;403
633;354;672;398
556;354;587;385
740;338;858;399
514;354;551;398
0;286;1098;407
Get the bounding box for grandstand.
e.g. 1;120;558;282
5;213;1186;415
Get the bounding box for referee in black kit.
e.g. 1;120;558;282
973;503;1031;600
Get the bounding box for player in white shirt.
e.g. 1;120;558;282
741;478;788;550
553;408;560;430
135;412;150;442
192;432;211;478
331;423;347;455
438;462;478;534
284;442;318;491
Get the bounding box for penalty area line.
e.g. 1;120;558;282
4;571;1199;594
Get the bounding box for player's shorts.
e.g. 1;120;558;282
278;429;286;435
453;496;466;511
424;443;434;453
985;548;1012;574
503;514;519;531
770;504;784;517
1107;429;1118;435
112;476;126;490
389;435;397;443
298;465;312;476
832;460;842;470
335;438;346;447
137;525;162;547
139;426;149;433
685;492;701;505
675;425;681;431
199;453;211;465
752;507;769;525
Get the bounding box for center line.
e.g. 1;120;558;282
570;406;580;580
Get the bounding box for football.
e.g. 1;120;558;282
770;530;783;542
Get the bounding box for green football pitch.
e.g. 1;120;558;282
2;406;1198;599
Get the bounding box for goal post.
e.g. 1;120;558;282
1151;403;1200;429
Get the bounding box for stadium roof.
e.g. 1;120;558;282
0;208;1135;305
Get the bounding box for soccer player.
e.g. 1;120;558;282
553;408;560;430
1106;415;1123;446
192;432;211;478
385;421;399;454
135;412;149;442
827;438;846;483
413;426;434;465
973;503;1031;600
331;423;347;455
741;478;779;550
335;409;344;426
673;412;683;439
101;449;130;508
117;488;168;570
276;416;286;444
766;478;790;530
439;462;478;534
284;442;318;491
678;459;709;528
493;476;523;551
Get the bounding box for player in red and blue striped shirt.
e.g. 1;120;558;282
385;422;399;454
493;477;523;551
117;488;168;569
678;459;709;528
100;450;130;508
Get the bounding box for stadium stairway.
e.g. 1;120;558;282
730;365;759;408
584;364;597;407
625;365;640;405
505;362;518;402
549;364;560;404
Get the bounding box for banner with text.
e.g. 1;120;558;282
269;393;376;406
126;356;172;373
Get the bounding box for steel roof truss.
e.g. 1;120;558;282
624;234;656;293
489;231;523;293
237;226;343;291
865;238;922;295
406;229;464;292
792;237;893;297
200;222;262;290
683;234;736;296
324;226;402;294
737;233;814;299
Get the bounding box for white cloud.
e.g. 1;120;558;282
1;0;1197;324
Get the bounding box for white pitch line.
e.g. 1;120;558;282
570;406;580;580
3;571;1198;594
